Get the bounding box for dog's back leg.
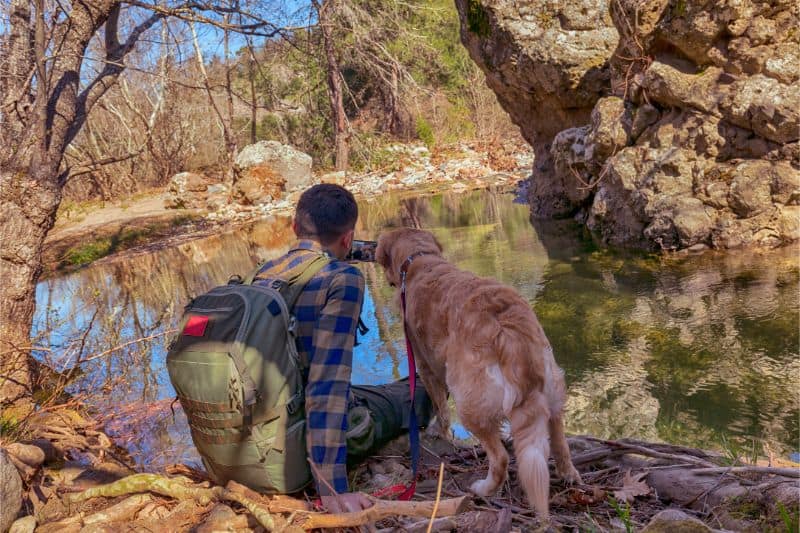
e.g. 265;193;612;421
460;409;508;497
510;395;551;520
548;413;581;483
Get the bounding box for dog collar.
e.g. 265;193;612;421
399;251;435;291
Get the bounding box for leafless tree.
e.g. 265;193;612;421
312;0;348;171
0;0;290;410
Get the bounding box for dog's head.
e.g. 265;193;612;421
376;228;443;287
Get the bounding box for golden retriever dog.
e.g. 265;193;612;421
376;228;581;519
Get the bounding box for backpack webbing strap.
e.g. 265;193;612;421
187;393;303;446
280;254;331;310
233;252;330;429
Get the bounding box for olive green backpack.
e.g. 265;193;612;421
166;253;330;494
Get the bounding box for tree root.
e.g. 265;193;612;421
38;493;153;533
65;473;283;530
60;472;472;531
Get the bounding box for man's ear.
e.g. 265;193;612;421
340;228;354;249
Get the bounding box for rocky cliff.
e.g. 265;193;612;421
456;0;799;250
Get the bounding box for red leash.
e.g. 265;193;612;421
397;255;420;500
394;251;434;500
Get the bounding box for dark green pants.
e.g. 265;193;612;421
346;377;433;461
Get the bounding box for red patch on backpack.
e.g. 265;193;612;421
183;315;209;337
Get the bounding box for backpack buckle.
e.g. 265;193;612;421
286;393;302;415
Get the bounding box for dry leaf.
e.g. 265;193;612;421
613;470;652;502
568;486;607;506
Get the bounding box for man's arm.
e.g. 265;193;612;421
305;266;365;496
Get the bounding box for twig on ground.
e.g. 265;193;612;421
426;462;445;533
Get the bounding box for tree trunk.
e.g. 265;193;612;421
1;0;160;409
0;167;61;413
317;0;348;171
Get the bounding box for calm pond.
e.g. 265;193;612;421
34;187;800;469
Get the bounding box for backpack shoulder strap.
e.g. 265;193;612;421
280;253;331;310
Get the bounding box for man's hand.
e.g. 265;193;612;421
320;492;373;514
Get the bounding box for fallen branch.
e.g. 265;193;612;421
583;437;719;468
684;466;799;479
298;495;471;529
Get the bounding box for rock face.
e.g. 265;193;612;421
0;449;23;533
456;0;800;250
455;0;618;217
233;141;313;205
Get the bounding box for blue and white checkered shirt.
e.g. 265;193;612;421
254;239;364;495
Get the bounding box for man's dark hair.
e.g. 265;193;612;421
295;184;358;244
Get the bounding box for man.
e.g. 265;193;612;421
252;184;430;513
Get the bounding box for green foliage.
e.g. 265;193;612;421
64;239;114;266
0;413;20;439
415;117;435;148
466;0;491;37
672;0;687;17
226;0;508;170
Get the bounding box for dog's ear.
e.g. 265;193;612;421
376;232;393;269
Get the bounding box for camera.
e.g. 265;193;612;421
345;239;378;262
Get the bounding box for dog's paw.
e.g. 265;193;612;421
469;478;497;497
558;464;582;485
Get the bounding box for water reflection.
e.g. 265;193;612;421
34;189;800;469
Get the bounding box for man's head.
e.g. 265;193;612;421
293;184;358;259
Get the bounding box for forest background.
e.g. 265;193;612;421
53;0;519;204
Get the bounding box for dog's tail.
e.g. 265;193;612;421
510;393;551;519
491;314;547;406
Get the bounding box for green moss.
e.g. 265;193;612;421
672;0;687;17
466;0;491;37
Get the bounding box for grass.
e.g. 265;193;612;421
778;502;799;533
58;215;200;269
608;496;633;533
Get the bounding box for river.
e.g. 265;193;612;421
33;187;800;469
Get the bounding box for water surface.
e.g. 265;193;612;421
34;188;800;468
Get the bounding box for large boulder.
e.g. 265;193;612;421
457;0;800;250
163;172;210;210
0;449;22;533
233;141;313;205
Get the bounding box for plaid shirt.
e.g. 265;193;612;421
254;239;364;495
